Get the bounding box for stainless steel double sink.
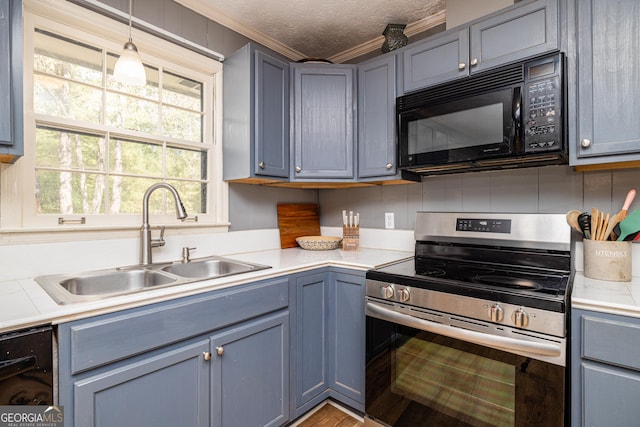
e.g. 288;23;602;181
35;256;271;305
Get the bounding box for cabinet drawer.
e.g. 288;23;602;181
582;315;640;371
65;278;288;374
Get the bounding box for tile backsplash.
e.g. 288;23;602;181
319;165;639;230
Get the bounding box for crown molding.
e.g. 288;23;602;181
175;0;445;63
328;10;446;63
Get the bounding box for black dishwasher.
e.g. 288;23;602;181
0;325;54;405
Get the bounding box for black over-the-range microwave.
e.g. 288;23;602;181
397;52;567;176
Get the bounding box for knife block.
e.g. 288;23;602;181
342;225;359;251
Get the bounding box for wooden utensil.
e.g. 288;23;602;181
596;212;608;241
602;213;618;241
565;210;582;234
591;208;600;240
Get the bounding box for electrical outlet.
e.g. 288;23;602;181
385;212;395;229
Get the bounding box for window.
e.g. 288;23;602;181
2;2;225;232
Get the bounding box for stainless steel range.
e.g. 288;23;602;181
364;212;572;427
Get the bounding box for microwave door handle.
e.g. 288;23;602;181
513;86;521;122
366;301;561;357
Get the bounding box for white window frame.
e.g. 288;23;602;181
0;0;227;239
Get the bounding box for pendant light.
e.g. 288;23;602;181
113;0;146;86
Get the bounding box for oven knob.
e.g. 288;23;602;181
511;308;529;328
488;303;504;322
381;285;394;299
397;287;411;302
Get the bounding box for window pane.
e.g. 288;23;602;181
34;75;102;122
109;138;162;177
108;176;162;214
163;70;202;111
167;180;207;214
36;170;106;215
34;29;102;86
106;92;158;133
162;106;202;142
166;146;206;180
35;127;106;172
106;53;160;101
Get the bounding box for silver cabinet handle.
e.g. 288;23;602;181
385;163;393;170
366;301;561;357
203;351;211;361
580;138;592;148
470;58;479;66
295;166;302;173
458;63;466;70
216;346;224;356
258;161;265;169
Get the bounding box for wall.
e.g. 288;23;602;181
319;166;640;230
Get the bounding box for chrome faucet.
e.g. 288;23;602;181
140;183;188;265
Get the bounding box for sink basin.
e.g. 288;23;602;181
60;270;176;295
162;258;263;279
35;256;271;305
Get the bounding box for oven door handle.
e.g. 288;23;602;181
366;301;562;357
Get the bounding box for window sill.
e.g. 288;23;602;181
0;222;231;245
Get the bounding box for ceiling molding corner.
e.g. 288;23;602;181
328;10;446;63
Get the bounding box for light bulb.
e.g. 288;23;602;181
113;41;146;86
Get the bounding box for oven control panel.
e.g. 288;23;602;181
456;218;511;233
366;279;565;337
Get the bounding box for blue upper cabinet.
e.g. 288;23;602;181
0;0;23;163
357;54;398;180
291;63;356;181
570;0;640;167
402;0;558;93
223;43;290;182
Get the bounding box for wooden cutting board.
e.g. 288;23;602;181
277;204;321;248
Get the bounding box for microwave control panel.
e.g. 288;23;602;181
522;55;563;153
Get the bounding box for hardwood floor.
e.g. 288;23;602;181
293;402;363;427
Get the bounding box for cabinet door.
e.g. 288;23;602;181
402;29;469;92
292;272;329;408
469;0;558;74
73;340;210;427
0;0;23;163
210;311;289;427
328;272;365;409
291;64;356;180
583;362;640;426
358;55;397;178
573;0;640;163
255;50;289;178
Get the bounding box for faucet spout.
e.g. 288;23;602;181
140;183;188;265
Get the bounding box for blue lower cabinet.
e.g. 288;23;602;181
74;340;210;426
210;311;289;427
329;272;365;407
572;308;640;426
58;278;290;427
290;269;365;419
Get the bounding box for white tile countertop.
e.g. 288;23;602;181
0;247;412;334
571;273;640;318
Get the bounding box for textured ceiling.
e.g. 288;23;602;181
176;0;446;61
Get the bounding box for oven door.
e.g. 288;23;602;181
398;86;521;168
365;302;565;427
